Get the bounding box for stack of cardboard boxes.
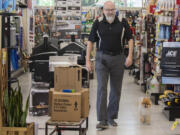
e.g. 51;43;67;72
49;66;89;122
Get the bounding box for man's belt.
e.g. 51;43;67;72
101;50;122;56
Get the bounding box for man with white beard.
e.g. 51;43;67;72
86;1;133;129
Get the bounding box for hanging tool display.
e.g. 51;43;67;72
34;8;54;45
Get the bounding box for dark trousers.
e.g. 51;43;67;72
96;51;125;121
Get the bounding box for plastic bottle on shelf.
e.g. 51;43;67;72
155;41;161;55
12;0;16;12
162;0;165;10
150;76;160;93
156;61;161;74
171;0;175;10
169;0;173;10
159;25;164;39
156;0;160;12
165;0;168;10
165;26;170;40
159;0;162;10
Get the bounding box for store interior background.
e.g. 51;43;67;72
1;0;180;134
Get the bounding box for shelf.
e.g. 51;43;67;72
160;9;174;12
158;23;171;26
35;24;51;26
155;38;168;42
8;46;19;49
164;106;180;111
162;77;180;84
81;32;90;35
0;12;19;16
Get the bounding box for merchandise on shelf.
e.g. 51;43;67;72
34;8;54;45
52;0;82;40
159;89;180;107
150;75;160;93
0;0;16;13
81;9;95;34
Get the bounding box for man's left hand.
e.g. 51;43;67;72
125;56;133;67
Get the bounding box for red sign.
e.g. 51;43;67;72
177;0;180;5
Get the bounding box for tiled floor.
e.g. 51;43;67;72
16;70;180;135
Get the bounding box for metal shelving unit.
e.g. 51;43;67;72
0;13;20;92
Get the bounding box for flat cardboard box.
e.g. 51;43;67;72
54;67;82;92
81;88;89;118
51;91;81;122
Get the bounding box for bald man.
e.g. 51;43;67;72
86;1;133;129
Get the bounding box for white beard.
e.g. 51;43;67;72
105;16;115;23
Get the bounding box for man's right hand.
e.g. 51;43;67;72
86;60;93;72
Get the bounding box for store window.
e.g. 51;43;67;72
82;0;142;7
82;0;97;6
127;0;142;7
36;0;54;7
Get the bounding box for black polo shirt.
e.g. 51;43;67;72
88;15;132;52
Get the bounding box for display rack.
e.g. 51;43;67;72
150;7;175;104
0;4;28;126
139;0;180;122
1;13;20;92
0;13;19;127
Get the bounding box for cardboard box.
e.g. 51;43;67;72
51;91;81;122
54;67;82;92
81;88;89;118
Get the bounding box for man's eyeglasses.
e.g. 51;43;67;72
104;9;116;12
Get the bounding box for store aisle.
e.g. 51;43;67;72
88;70;180;135
17;71;180;135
